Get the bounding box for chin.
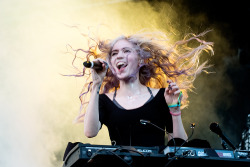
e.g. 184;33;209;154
117;74;137;82
116;75;127;80
115;72;128;79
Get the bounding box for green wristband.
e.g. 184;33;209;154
168;91;182;108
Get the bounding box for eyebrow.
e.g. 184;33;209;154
111;47;132;52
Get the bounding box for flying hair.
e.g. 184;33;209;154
65;29;214;123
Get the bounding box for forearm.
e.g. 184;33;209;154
84;83;101;138
172;115;188;140
170;108;188;140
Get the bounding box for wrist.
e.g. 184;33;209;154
170;111;181;116
92;81;102;88
92;82;102;93
169;108;181;116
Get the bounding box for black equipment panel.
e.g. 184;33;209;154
62;143;250;167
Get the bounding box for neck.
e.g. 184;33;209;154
118;75;146;97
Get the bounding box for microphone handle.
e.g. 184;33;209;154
83;61;103;70
219;133;236;150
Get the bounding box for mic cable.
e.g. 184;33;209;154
140;119;177;153
164;123;196;167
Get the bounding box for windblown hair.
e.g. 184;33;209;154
67;30;214;122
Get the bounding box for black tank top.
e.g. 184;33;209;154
112;87;154;109
98;88;173;147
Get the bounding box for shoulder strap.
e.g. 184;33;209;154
147;87;154;98
113;87;117;101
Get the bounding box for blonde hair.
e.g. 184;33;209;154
69;30;214;122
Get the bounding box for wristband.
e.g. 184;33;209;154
169;111;181;116
168;103;181;108
168;91;182;108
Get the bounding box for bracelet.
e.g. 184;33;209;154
168;103;181;108
168;91;182;108
169;111;181;116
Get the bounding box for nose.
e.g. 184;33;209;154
117;50;125;59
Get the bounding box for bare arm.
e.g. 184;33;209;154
84;83;102;138
165;80;188;141
170;109;188;140
83;59;108;138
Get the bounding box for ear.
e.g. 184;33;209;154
138;58;143;66
138;59;144;67
140;59;144;64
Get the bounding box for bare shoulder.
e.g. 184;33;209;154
104;92;114;100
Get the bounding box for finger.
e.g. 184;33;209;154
103;61;109;70
165;87;171;95
93;59;105;66
171;85;179;91
168;82;176;90
168;85;178;93
170;83;177;88
174;90;183;103
168;89;180;96
96;59;109;70
96;58;107;65
173;89;181;95
91;59;108;73
168;83;177;91
169;82;176;86
167;79;172;84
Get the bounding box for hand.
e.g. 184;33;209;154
164;80;183;112
91;58;108;85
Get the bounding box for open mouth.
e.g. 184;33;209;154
116;62;127;71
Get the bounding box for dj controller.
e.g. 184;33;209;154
62;143;250;167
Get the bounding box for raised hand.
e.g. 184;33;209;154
91;59;108;85
164;80;183;115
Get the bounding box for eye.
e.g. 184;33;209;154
111;52;117;56
123;49;131;53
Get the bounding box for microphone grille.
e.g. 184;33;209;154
140;119;149;125
83;61;92;68
209;122;222;135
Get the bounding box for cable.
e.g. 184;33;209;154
87;146;146;167
87;149;132;167
164;123;195;167
114;147;145;157
140;119;177;153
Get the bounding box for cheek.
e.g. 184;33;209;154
110;57;115;66
128;55;139;67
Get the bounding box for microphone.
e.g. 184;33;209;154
140;119;150;125
140;119;177;153
140;119;168;133
209;122;236;150
83;60;108;71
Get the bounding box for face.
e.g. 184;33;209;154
110;39;140;80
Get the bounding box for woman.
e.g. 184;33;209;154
72;30;213;147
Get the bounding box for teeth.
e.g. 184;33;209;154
117;62;125;66
116;62;127;69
